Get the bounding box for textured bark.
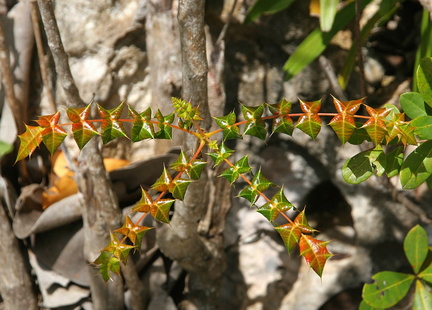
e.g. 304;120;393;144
37;1;124;308
0;200;38;310
156;1;230;309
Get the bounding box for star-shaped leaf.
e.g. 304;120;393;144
169;178;194;200
257;187;293;221
97;102;128;144
16;125;44;162
170;150;207;180
128;106;155;141
241;104;267;140
220;155;251;184
151;199;174;223
36;112;68;154
362;106;391;145
296;99;322;139
114;215;153;249
328;97;362;143
299;235;333;277
207;142;234;167
238;169;273;204
154;109;174;139
214;111;241;140
151;166;173;192
93;251;120;282
67;103;100;149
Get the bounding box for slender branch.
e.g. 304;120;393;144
354;0;367;97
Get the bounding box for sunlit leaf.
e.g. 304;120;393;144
299;235;333;277
132;187;153;213
207;142;234;167
257;187;293;221
296;99;322;139
94;251;120;282
413;280;432;310
238;169;274;204
412;116;432;140
242;104;267;140
220;155;251;184
97;102;128;144
67;104;100;149
151;166;173;192
102;232;135;264
342;149;374;184
151;199;174;223
400;141;432;189
170;179;193;200
417;57;432;106
275;223;302;253
214;111;241;140
328;97;362;143
404;225;429;274
362;271;415;308
320;0;339;32
385;146;404;178
16;125;44;162
294;209;317;234
400;92;430;119
36;112;68;154
362;106;390;145
170;150;207;180
154;109;174;139
128;106;155;141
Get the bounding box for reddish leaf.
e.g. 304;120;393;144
16;125;44;162
115;215;152;249
67;104;100;149
362;106;391;145
328;97;362;143
293;209;317;234
299;235;333;277
102;232;135;264
132;187;153;213
150;199;174;223
36;112;68;154
151;166;173;192
97;102;128;144
296;99;322;139
128;106;155;141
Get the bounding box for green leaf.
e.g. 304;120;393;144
151;199;174;223
358;300;383;310
238;169;273;204
362;106;390;145
207;142;234;167
369;145;386;177
220;155;251;184
170;179;193;200
242;104;267;140
67;104;100;149
419;263;432;283
257;187;293;221
94;251;120;282
214;111;241;140
154;110;174;139
151;166;173;192
299;235;333;277
114;215;153;249
362;271;415;308
0;140;13;159
275;223;302;253
342;149;374;184
284;0;372;80
385;146;404;178
404;225;429;274
400;141;432;189
128;106;155;141
16;125;44;162
295;99;322;139
412;116;432;140
413;280;432;310
97;103;128;144
417;57;432;106
131;187;153;213
36;112;68;154
320;0;339;32
244;0;295;24
400;92;430;119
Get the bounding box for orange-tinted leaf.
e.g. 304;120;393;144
16;125;44;162
132;187;153;213
275;223;302;252
362;106;391;145
67;104;100;149
114;215;152;249
97;102;128;144
151;167;173;192
299;235;333;277
150;199;174;223
328;97;362;143
293;209;318;234
36;112;68;154
296;99;322;139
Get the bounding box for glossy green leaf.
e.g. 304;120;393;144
244;0;295;24
362;272;415;308
242;104;267;140
170;179;193;200
36;112;68;154
16;125;44;162
412;116;432;140
132;187;153;213
400;92;430;119
369;145;386;177
385;146;404;178
94;251;120;282
128;106;155;141
299;235;333;277
171;152;207;180
151;199;174;223
0;140;13;159
207;142;234;167
400;141;432;189
320;0;339;32
220;155;251;184
152;166;173;192
154;109;174;139
102;232;135;264
342;149;374;184
257;187;293;221
67;104;100;148
358;300;383;310
413;280;432;310
417;57;432;106
404;225;429;274
214;111;241;140
238;169;273;204
419;263;432;283
385;113;417;146
296;99;322;139
348;125;370;145
97;103;128;144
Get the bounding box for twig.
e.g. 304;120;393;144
354;0;367;97
319;55;347;101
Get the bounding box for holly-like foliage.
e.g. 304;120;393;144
15;57;432;282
